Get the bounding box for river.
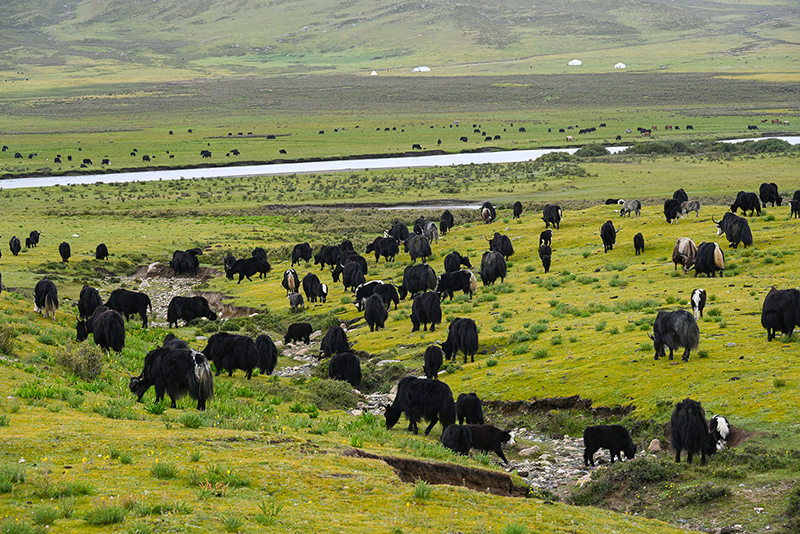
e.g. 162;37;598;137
2;136;797;190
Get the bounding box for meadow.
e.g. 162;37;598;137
0;147;800;532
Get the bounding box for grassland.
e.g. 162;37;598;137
0;150;800;532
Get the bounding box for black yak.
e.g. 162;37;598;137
77;285;103;320
385;376;455;435
633;232;644;255
33;278;58;320
441;425;472;456
398;263;436;300
291;242;313;266
462;424;514;463
302;272;328;304
442;317;479;363
649;310;699;362
320;325;349;358
583;425;636;466
456;392;484;425
410;291;442;332
129;346;214;410
104;288;151;328
713;212;753;249
364;293;388;332
670;398;711;464
694;242;725;278
479;250;506;286
539;244;551;273
95;243;109;260
487;232;514;261
76;307;125;353
285;322;313;344
202;332;275;379
443;251;472;273
600;220;618;252
328;352;361;388
167;296;216;328
761;287;800;341
423;345;443;380
59;241;71;262
542;204;562;229
436;270;477;301
512;201;523;218
282;268;300;295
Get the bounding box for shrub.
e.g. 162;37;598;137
255;495;284;525
677;483;729;505
0;519;47;534
150;460;179;480
0;464;25;493
178;412;205;429
54;343;103;381
83;502;126;525
413;479;432;500
0;325;16;355
307;379;360;410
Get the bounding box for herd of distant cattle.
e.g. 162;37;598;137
14;179;800;466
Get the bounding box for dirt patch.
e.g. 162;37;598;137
344;448;527;497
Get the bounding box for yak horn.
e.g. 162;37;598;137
647;333;654;340
711;215;718;224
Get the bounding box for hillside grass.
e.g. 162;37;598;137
0;151;800;531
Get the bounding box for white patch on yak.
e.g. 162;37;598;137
711;415;730;451
691;288;706;319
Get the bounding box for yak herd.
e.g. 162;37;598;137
16;182;799;468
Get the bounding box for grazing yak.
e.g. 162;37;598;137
791;199;800;219
709;415;730;452
76;306;125;353
202;332;276;379
413;216;427;235
302;272;328;303
410;291;442;332
583;425;636;466
77;285;103;320
540;229;552;247
8;236;20;257
461;424;514;464
313;244;343;270
288;292;305;313
337;261;365;292
385;376;455;436
633;233;644;255
439;210;455;236
354;281;385;311
456;392;484;425
26;230;40;248
680;200;701;218
398;263;437;300
479;250;506;286
663;198;682;224
539;244;551;273
443;251;472;273
423;345;443;380
226;256;271;283
282;268;300;295
95;243;109;260
404;234;432;263
619;199;641;217
649;309;699;362
129;344;214;411
600;220;618;252
328;352;362;388
442;317;479;363
364;293;388;332
480;201;496;224
59;241;71;262
713;212;752;249
423;221;439;244
386;221;410;243
672;237;698;274
366;236;400;263
441;425;472;456
691;288;707;320
759;182;782;207
694;242;725;278
542;204;562;229
487;232;514;261
170;249;200;277
320;325;349;358
436;270;478;301
291;242;313;266
761;287;800;341
285;322;313;345
104;288;152;328
34;278;58;320
670;398;711;464
730;191;761;216
512;201;523;218
167;296;217;328
673;188;689;204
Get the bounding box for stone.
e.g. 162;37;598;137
518;446;541;457
648;439;662;453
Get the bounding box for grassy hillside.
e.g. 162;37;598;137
1;150;800;531
2;0;799;82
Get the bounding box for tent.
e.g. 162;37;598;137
412;66;431;73
568;59;582;66
614;62;626;69
370;71;378;76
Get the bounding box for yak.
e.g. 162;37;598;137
761;287;800;341
600;220;618;252
364;293;388;332
167;296;216;328
202;332;275;380
456;392;484;425
95;243;109;260
663;198;682;224
512;201;523;218
442;317;479;363
619;199;641;217
385;376;455;436
583;425;636;466
77;307;125;353
77;285;103;320
633;233;644;255
34;278;58;320
670;398;711;464
672;237;697;274
291;242;313;266
410;291;442;332
328;352;361;388
104;288;152;328
443;251;472;273
282;268;300;295
129;345;214;410
59;241;71;262
542;204;562;229
439;210;455;236
730;191;761;216
649;310;699;362
479;250;506;286
423;345;443;380
487;232;514;260
398;263;437;300
320;325;349;358
713;212;753;249
436;270;477;301
694;242;725;278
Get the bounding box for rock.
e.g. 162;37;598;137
648;439;662;453
519;446;541;457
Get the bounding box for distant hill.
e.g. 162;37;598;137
1;0;798;80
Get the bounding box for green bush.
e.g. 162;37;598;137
306;379;360;410
0;325;16;355
54;343;103;381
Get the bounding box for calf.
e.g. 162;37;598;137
285;322;312;345
385;376;455;436
423;345;443;380
633;233;644;255
410;291;442;332
443;251;472;273
104;288;152;328
670;398;711;464
320;325;349;358
328;352;361;388
129;346;214;410
619;199;641;217
539;244;551;273
456;392;484;425
288;292;305;313
583;425;636;466
691;289;706;319
680;200;701;218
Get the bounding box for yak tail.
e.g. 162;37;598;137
714;246;725;270
192;352;214;408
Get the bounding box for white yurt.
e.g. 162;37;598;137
412;66;431;73
568;59;582;66
370;71;378;76
614;62;626;69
